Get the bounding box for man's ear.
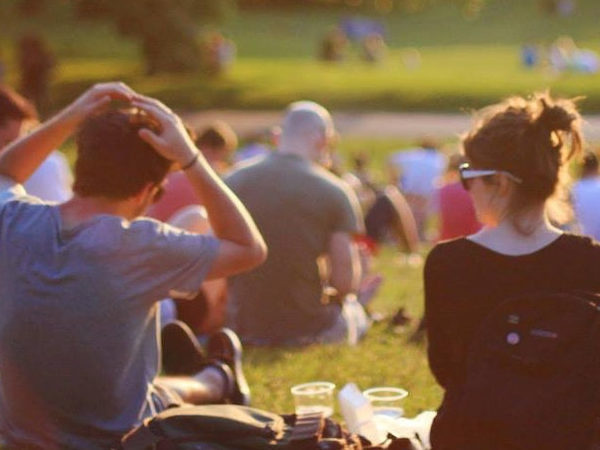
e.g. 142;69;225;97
314;133;328;152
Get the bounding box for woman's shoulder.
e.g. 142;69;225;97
555;232;600;255
428;236;475;259
425;237;475;274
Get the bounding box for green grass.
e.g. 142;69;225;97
43;138;443;424
72;136;445;417
2;1;600;113
242;137;443;415
244;246;442;417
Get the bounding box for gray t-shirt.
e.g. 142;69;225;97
225;153;362;345
0;177;219;449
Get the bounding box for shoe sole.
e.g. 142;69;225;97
161;321;205;375
207;328;251;406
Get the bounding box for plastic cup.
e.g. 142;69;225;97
290;381;335;417
362;387;408;420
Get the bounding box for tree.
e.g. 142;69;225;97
75;0;234;74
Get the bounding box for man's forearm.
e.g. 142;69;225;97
184;157;264;250
0;82;135;184
327;233;362;297
0;108;78;183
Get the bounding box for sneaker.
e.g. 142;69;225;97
161;321;205;375
206;328;251;406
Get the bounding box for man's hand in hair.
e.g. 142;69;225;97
0;81;136;184
131;96;199;168
61;82;136;127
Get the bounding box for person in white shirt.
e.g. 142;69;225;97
388;139;447;240
572;151;600;240
0;84;72;202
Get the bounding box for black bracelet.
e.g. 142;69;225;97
181;153;199;171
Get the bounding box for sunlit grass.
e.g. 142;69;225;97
33;45;600;116
56;135;441;418
2;1;600;113
245;246;442;417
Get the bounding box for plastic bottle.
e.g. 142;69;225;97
338;383;382;444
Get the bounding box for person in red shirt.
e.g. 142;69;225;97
148;121;238;336
436;153;481;241
148;120;237;222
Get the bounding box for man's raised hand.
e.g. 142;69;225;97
131;96;199;167
62;82;136;126
0;82;136;184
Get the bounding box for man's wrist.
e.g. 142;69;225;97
181;152;199;171
56;104;84;130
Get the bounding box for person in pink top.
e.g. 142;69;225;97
148;121;238;336
148;120;238;222
436;154;481;241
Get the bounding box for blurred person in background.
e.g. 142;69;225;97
149;120;238;223
435;153;481;241
201;31;236;76
571;151;600;241
361;32;387;64
17;34;55;113
149;121;238;335
388;139;447;241
319;26;349;62
234;125;279;164
0;49;5;84
0;84;72;202
343;153;418;316
226;101;367;346
410;153;481;341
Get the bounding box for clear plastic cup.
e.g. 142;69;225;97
290;381;336;417
362;387;409;420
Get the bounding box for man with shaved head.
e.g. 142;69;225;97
225;101;366;346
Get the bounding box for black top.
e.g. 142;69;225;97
424;233;600;448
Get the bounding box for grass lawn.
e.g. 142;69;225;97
66;135;445;418
244;245;441;417
241;137;442;415
1;1;600;113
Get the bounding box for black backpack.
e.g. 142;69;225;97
117;404;423;450
450;291;600;450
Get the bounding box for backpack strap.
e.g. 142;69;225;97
287;412;325;449
118;418;165;450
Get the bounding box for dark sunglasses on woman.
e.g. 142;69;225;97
459;162;523;191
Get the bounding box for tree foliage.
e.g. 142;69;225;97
73;0;234;74
237;0;486;14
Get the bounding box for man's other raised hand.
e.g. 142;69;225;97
61;82;137;127
131;96;199;168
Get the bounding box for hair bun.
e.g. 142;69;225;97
535;97;577;133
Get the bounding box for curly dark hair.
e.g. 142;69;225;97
462;92;584;232
73;109;171;200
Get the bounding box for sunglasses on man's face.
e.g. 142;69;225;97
458;163;523;191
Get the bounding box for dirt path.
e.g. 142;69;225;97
181;110;600;141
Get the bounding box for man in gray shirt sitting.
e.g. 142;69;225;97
225;101;367;346
0;83;267;449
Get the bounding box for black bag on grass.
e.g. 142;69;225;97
117;404;422;450
449;291;600;449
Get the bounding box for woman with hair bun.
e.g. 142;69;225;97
424;93;600;449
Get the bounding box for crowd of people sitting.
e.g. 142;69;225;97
0;80;599;449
